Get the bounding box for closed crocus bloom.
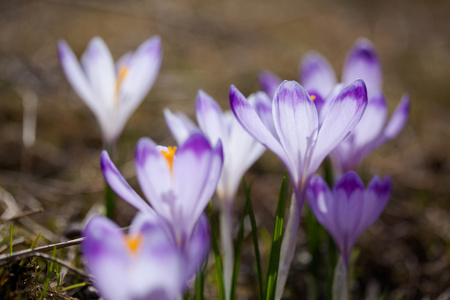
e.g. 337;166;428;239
58;36;162;144
307;171;392;266
100;132;223;245
164;90;265;297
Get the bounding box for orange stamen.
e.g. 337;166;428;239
125;234;142;255
160;146;177;171
114;66;128;107
310;95;316;101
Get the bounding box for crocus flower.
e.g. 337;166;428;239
58;36;162;144
230;80;367;299
100;132;223;246
307;171;392;266
259;38;410;176
83;212;210;300
164;90;265;298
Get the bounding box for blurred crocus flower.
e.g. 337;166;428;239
230;80;367;298
307;171;392;265
100;132;223;245
259;38;410;175
83;212;210;300
58;36;162;144
164;90;265;297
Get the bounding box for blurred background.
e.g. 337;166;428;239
0;0;449;299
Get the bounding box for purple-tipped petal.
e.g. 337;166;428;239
58;40;99;115
229;85;287;164
80;37;116;109
342;38;382;96
184;214;211;280
135;137;173;220
173;133;222;235
164;108;198;145
196;90;226;145
300;51;337;98
332;171;365;256
273;81;319;182
252;91;277;138
101;151;153;214
307;175;332;226
82;216;129;300
258;70;282;99
383;94;410;141
309;80;368;174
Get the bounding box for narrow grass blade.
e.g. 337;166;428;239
265;176;288;300
230;201;246;300
39;246;56;300
61;282;89;292
208;202;226;300
9;225;13;254
195;259;207;300
243;178;264;300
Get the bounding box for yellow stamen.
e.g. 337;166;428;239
310;95;316;101
160;146;177;171
114;66;128;107
125;234;142;255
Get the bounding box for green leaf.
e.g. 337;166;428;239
230;198;246;300
243;178;264;300
265;176;288;300
208;202;226;300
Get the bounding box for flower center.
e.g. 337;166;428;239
160;146;177;171
310;95;316;101
114;66;128;107
124;234;142;255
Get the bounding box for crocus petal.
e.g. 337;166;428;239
273;81;319;183
80;37;116;110
58;40;98;113
135;137;173;220
383;94;410;141
252;91;277;138
330;172;364;264
300;51;337;98
82;216;129;300
184;214;211;280
117;36;162;135
101;151;153;214
229;85;287;166
309;80;368;174
258;70;282;98
356;176;391;237
173;134;223;235
196;90;226;145
342;38;382;96
306;175;335;233
164;108;199;145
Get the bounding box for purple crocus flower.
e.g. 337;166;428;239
83;212;210;300
58;36;162;144
307;171;392;266
230;79;367;298
100;132;223;246
164;90;265;298
259;38;410;176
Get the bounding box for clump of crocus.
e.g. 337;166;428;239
101;132;223;246
82;212;210;300
230;80;368;298
307;171;392;266
259;38;410;176
58;36;162;146
164;90;265;297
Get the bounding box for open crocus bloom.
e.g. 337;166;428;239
307;171;391;266
259;38;410;175
83;212;210;300
58;36;162;144
100;132;223;245
164;90;265;204
230;79;367;198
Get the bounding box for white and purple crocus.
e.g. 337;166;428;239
259;38;410;176
100;132;223;246
58;36;162;145
230;79;368;299
83;212;210;300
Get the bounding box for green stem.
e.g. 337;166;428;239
332;255;349;300
104;142;116;220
